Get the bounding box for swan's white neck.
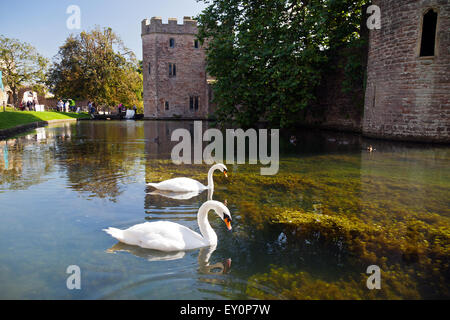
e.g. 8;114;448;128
197;202;218;246
206;164;221;190
207;188;214;201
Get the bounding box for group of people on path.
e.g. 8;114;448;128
23;98;38;111
17;97;138;115
56;99;76;112
19;98;38;111
53;100;137;117
117;103;137;114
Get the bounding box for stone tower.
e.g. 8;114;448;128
141;16;209;119
363;0;450;142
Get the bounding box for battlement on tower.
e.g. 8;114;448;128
141;15;209;120
141;16;198;36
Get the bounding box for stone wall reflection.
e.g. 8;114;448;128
144;120;212;210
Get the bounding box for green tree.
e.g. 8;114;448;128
197;0;368;128
0;35;48;107
47;27;143;110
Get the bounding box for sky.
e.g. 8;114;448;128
0;0;207;61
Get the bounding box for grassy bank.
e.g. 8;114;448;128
0;110;90;131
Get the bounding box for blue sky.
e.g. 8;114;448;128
0;0;207;61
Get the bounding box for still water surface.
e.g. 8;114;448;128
0;121;448;299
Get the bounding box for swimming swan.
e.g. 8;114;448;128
146;163;227;193
103;200;232;251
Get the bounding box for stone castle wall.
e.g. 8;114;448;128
141;7;449;143
363;0;450;143
141;17;210;119
302;47;366;133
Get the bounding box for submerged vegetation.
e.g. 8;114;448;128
1;122;448;299
2;121;448;299
146;149;450;299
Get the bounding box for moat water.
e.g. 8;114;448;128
0;121;448;299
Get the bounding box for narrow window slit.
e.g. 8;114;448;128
420;9;438;57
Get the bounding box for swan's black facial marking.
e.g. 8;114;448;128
223;213;232;230
223;169;228;177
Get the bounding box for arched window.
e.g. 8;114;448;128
420;9;438;57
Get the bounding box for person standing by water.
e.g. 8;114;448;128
117;103;124;119
69;99;76;112
89;101;96;118
57;99;63;112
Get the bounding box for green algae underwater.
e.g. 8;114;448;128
0;121;448;299
145;134;450;300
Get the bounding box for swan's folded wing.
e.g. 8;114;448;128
123;221;206;251
150;177;206;192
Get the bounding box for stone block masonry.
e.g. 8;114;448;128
141;7;450;143
363;0;450;143
141;17;210;119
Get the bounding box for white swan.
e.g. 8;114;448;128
103;200;232;251
147;163;227;193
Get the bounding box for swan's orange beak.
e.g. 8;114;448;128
224;217;232;231
223;170;228;178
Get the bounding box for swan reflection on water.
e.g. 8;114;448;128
107;242;186;261
197;245;232;275
146;190;203;200
107;243;231;275
146;186;214;201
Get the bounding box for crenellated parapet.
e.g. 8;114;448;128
141;16;198;36
141;15;209;119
